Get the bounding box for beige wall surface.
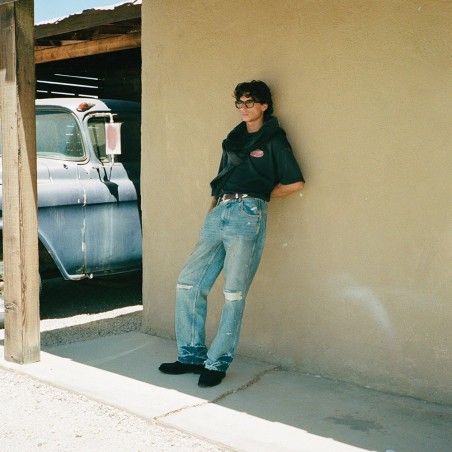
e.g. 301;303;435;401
141;0;452;404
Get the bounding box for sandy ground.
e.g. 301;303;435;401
0;366;227;452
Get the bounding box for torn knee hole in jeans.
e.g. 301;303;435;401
177;283;193;290
224;290;243;302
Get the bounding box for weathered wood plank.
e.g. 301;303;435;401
35;31;141;64
0;0;40;363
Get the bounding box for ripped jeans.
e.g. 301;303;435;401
176;198;267;372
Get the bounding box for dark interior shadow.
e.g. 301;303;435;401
39;272;142;319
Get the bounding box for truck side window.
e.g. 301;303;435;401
88;113;141;164
88;118;109;163
36;111;84;159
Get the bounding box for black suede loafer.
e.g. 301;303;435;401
198;368;226;387
159;361;204;375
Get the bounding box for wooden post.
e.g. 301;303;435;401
0;0;40;363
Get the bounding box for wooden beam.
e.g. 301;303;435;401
35;31;141;64
0;0;40;363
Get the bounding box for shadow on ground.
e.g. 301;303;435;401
40;328;452;452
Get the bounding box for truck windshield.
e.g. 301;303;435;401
88;113;141;164
1;111;84;159
36;110;85;159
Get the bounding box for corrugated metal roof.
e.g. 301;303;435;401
35;0;142;26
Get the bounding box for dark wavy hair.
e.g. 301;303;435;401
234;80;273;119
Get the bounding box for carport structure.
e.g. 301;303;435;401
34;0;141;101
0;0;141;363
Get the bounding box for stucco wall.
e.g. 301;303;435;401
141;0;452;404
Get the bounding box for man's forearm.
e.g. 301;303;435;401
271;181;305;198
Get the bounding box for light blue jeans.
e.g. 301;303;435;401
175;197;267;372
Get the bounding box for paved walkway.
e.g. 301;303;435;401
1;332;451;452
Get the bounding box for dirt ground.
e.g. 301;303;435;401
0;367;227;451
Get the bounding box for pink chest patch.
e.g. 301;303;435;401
250;149;264;158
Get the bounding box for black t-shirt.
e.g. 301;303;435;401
212;123;304;201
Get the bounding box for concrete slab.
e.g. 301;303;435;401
186;370;452;452
160;403;372;452
1;332;451;452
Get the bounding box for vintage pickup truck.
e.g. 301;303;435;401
0;98;142;312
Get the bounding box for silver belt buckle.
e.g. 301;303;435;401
220;194;230;204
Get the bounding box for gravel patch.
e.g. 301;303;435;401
0;367;228;451
40;306;144;347
0;306;143;347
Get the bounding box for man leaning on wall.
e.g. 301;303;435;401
159;80;305;387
